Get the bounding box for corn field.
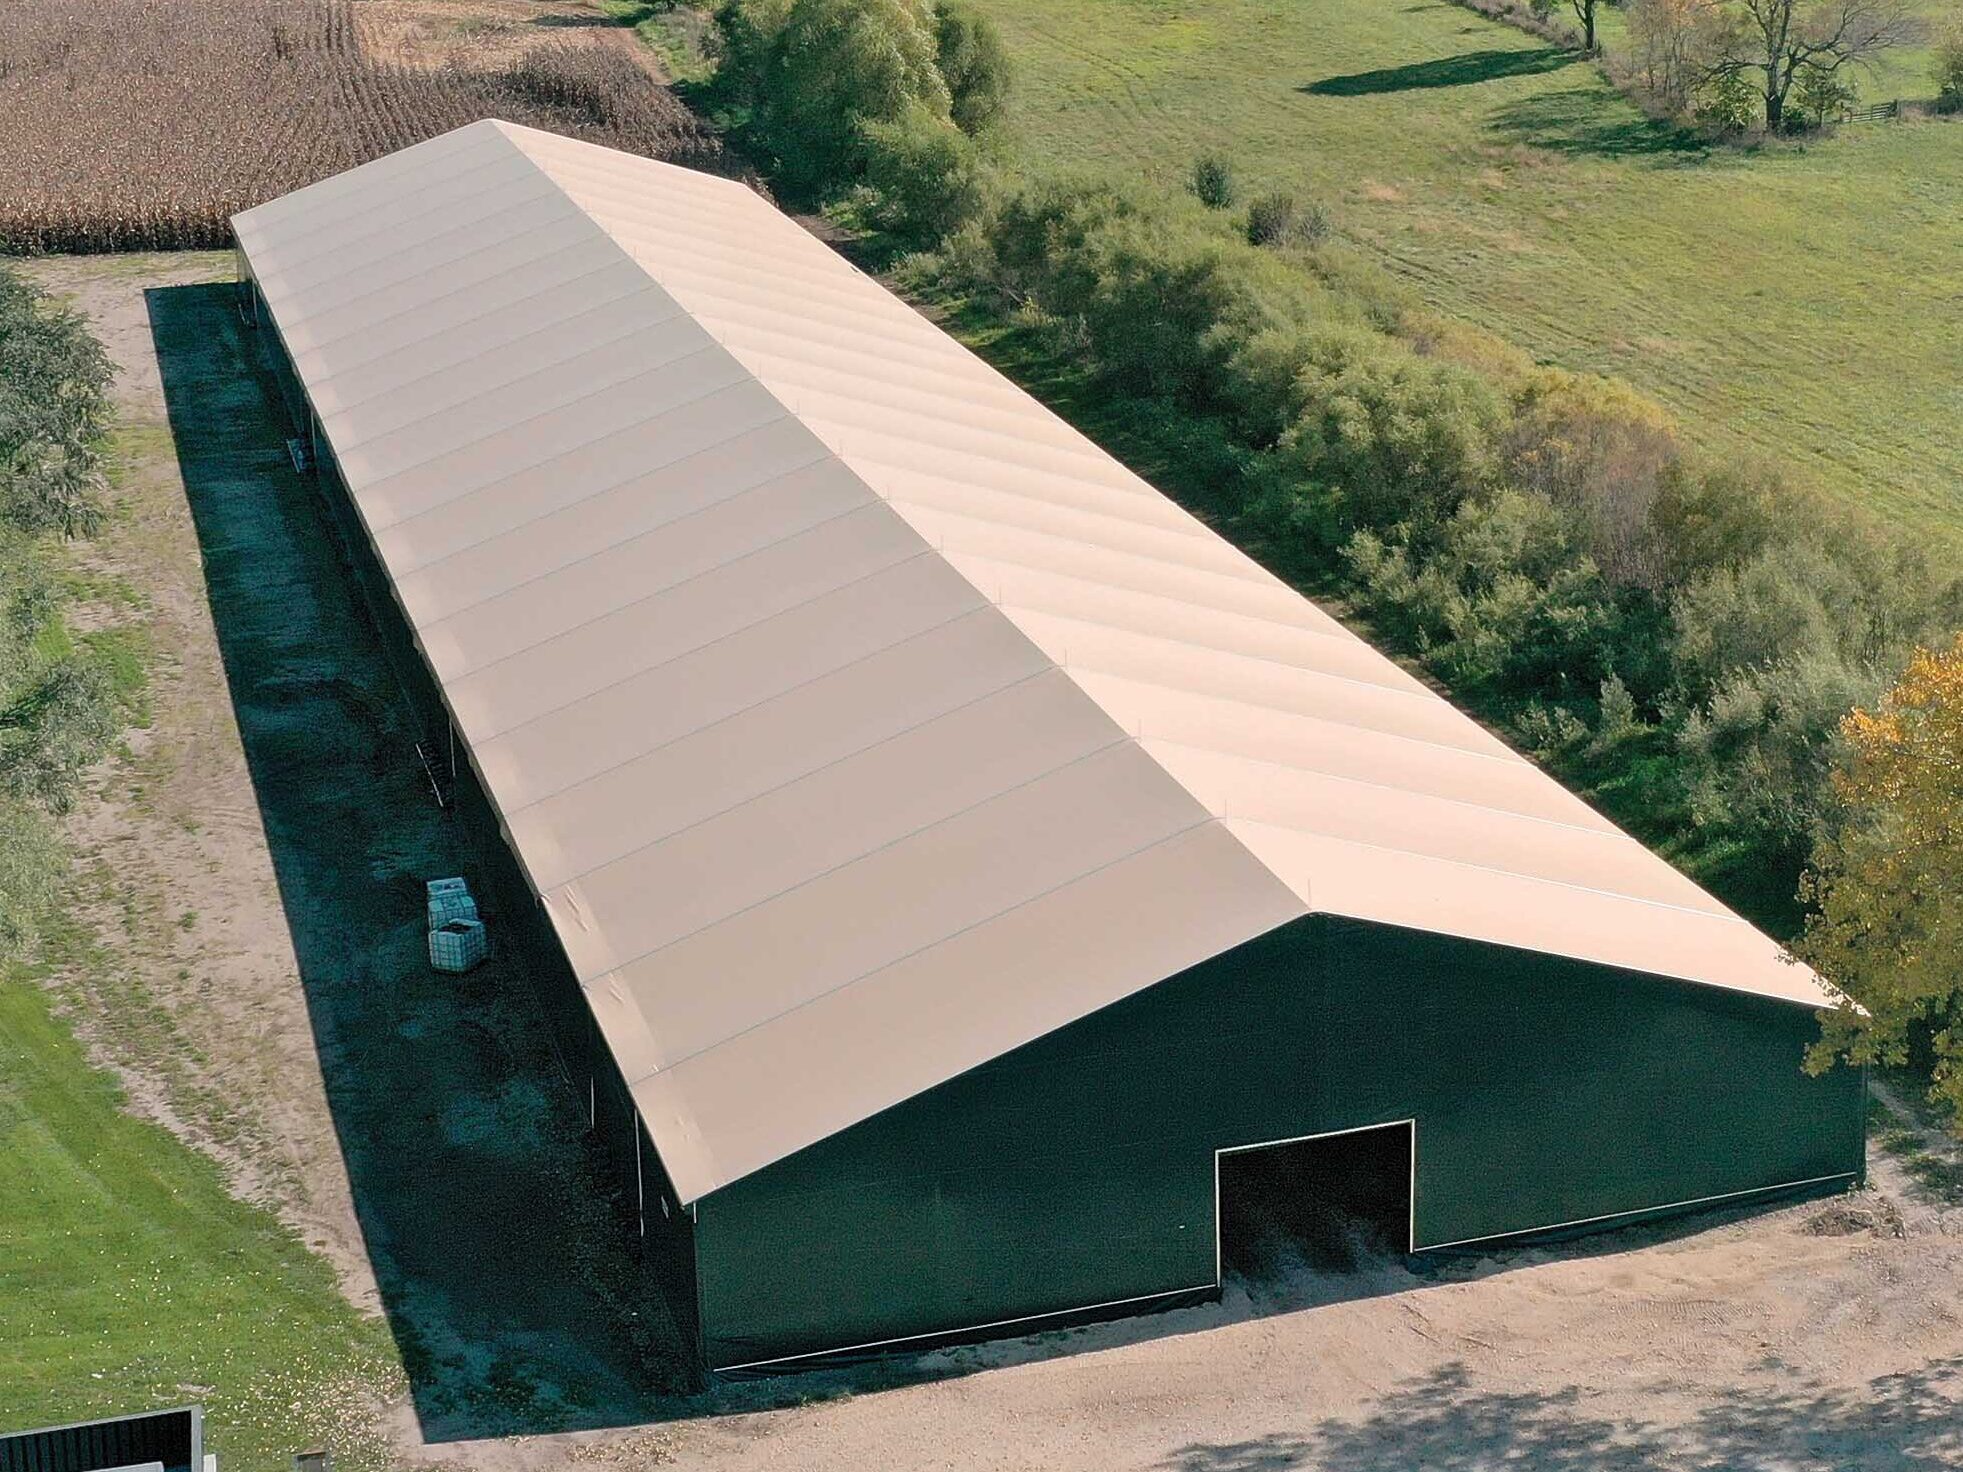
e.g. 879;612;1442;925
0;0;731;253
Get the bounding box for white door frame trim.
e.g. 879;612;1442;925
1213;1117;1419;1285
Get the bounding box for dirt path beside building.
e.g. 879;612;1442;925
24;251;386;1314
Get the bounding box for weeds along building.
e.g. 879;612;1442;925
233;120;1864;1374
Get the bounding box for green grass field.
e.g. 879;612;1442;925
0;941;399;1468
968;0;1963;536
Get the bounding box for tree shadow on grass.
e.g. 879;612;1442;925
1305;47;1580;96
1157;1357;1963;1470
1486;87;1709;159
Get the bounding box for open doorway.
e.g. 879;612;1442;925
1216;1122;1413;1279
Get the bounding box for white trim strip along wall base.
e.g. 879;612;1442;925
711;1282;1218;1375
1416;1170;1859;1252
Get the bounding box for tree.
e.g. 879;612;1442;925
1705;0;1913;132
934;0;1010;134
1624;0;1726;113
1790;62;1857;126
862;100;986;245
756;0;949;193
1571;0;1602;53
0;268;113;538
1936;20;1963;110
1800;636;1963;1124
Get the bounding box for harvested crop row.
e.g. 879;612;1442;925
0;0;729;253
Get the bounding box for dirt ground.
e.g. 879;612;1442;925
353;0;672;74
24;251;385;1311
25;250;1963;1471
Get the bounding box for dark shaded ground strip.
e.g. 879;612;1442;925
146;281;676;1441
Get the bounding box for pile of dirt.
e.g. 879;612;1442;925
1802;1193;1906;1239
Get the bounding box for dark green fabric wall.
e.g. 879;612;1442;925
694;914;1864;1369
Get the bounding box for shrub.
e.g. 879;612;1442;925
1245;191;1296;247
1648;459;1788;584
0;268;131;962
1694;68;1759;133
935;0;1011;133
983;179;1325;407
1590;672;1646;754
1670;540;1871;696
1676;645;1881;859
1294;199;1333;246
1277;339;1505;539
1790;67;1856;130
1503;368;1683;589
1189;151;1238;209
1081;223;1248;399
1245;191;1333;249
0;656;119;815
1343;489;1620;700
0;801;58;962
1619;0;1716;117
862;100;987;245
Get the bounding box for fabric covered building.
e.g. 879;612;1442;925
231;121;1864;1373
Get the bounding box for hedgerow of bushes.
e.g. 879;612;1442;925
697;0;1961;918
0;266;128;960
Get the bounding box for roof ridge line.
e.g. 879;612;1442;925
1225;816;1751;928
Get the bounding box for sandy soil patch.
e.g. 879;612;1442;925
24;251;386;1316
354;0;671;76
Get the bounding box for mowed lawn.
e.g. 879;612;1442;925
0;965;399;1467
969;0;1963;536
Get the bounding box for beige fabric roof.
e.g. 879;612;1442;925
234;120;1836;1203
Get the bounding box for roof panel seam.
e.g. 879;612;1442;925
343;339;733;504
433;496;906;685
1138;734;1629;843
382;405;818;578
560;731;1137;991
496;602;1006;816
468;544;949;746
263;206;608;337
610;815;1239;1090
287;254;648;391
1023;615;1512;751
369;382;796;569
254;165;565;286
410;451;850;628
319;289;693;443
535;664;1060;893
926;539;1413;670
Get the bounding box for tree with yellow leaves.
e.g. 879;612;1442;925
1801;635;1963;1124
